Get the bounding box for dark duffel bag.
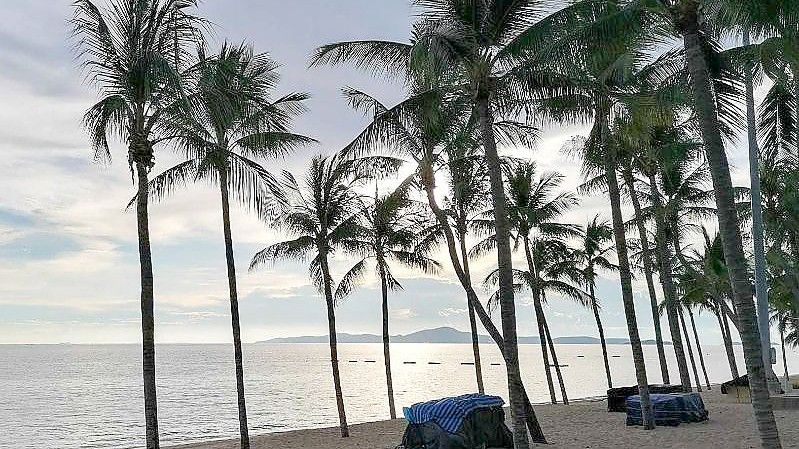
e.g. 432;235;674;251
398;406;512;449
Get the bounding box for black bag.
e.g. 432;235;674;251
399;406;513;449
607;385;685;412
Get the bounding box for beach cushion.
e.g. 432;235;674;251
626;393;709;427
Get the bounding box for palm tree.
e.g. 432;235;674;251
337;183;440;419
540;3;666;426
522;238;589;406
619;162;671;384
441;143;494;394
575;215;617;389
601;126;655;429
318;84;547;440
72;2;202;447
770;309;795;390
585;2;782;441
656;144;723;392
484;236;589;407
686;306;712;390
662;1;782;443
250;154;388;438
145;43;313;448
475;161;578;404
632;129;694;390
676;304;704;392
718;2;799;385
403;6;582;442
679;228;741;378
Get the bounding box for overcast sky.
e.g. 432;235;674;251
0;0;760;345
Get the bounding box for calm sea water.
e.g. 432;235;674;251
1;342;795;448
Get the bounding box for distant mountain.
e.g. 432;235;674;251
258;326;671;345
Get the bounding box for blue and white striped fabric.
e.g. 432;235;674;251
402;394;505;434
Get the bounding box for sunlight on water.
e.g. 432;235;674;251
1;343;795;448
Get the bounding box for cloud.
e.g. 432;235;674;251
392;308;417;320
438;307;467;318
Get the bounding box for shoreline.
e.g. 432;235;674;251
168;387;799;449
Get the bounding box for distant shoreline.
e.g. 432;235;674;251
255;326;674;346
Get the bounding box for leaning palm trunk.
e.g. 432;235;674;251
602;145;654;429
135;159;159;449
621;167;670;383
681;14;781;447
542;311;569;405
589;281;613;388
522;237;558;403
717;302;740;378
467;301;486;394
320;255;349;437
477;94;530;449
219;171;250;448
458;232;485;394
679;308;703;392
646;172;692;390
421;168;546;443
379;264;397;419
534;302;557;403
688;309;711;390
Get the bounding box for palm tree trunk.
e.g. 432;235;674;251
219;172;250;448
522;237;557;403
622;166;670;384
536;304;556;403
378;264;397;419
135;160;159;449
458;228;485;394
542;309;569;405
679;307;703;392
780;325;789;390
590;281;613;389
477;93;529;449
420;170;546;443
319;254;349;437
647;171;693;390
681;15;781;446
719;303;740;378
602;143;654;429
669;218;703;392
467;301;486;394
743;31;775;389
688;308;711;390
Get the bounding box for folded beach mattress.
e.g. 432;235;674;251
626;393;709;427
399;393;513;449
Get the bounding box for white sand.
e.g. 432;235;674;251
171;389;799;449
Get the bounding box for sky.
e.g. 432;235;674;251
0;0;760;345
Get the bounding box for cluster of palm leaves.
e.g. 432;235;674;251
73;1;798;449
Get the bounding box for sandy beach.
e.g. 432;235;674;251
170;388;798;449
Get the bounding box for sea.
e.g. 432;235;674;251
1;342;795;448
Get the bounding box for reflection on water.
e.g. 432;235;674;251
0;342;792;448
